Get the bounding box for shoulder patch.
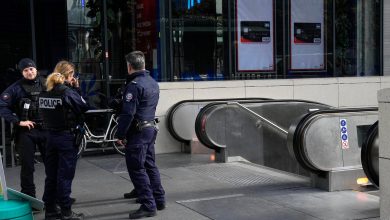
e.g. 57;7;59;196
1;93;10;101
125;93;133;102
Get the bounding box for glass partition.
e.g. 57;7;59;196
65;0;382;89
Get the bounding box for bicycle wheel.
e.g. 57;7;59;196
77;135;87;158
109;124;125;156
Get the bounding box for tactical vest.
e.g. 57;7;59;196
19;76;46;122
39;85;76;131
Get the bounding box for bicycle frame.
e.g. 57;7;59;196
83;109;118;144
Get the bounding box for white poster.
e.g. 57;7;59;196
236;0;274;72
290;0;325;70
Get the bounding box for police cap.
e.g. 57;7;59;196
18;58;37;72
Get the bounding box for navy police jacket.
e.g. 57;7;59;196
116;70;159;140
39;84;90;130
0;77;45;124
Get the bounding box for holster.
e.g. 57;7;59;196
73;125;85;148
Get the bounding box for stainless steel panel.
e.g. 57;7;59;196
201;100;330;175
169;99;269;142
172;102;206;141
302;112;377;171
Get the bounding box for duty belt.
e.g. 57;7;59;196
136;119;159;131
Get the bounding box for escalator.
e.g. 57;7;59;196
166;98;271;143
194;99;332;176
194;99;378;191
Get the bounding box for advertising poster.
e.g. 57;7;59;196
236;0;275;72
135;0;157;58
290;0;325;70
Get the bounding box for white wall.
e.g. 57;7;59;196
154;76;390;154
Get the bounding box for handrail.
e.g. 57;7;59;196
227;102;288;135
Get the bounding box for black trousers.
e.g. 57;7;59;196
16;128;46;197
125;127;165;211
43;131;78;211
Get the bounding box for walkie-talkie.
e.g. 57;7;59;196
21;98;31;121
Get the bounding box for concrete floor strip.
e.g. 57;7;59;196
176;194;244;204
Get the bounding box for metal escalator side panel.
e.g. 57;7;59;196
291;114;325;174
195;104;227;149
293;109;378;173
170;103;205;142
361;121;379;187
195;99;330;153
167;98;272;143
301;115;345;171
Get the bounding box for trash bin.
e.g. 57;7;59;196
0;198;33;220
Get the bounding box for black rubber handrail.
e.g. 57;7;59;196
361;121;379;187
195;99;332;150
166;98;271;143
292;107;378;174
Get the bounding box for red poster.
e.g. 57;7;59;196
135;0;157;57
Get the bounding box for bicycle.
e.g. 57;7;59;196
77;109;125;157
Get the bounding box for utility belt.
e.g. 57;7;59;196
20;121;44;130
135;118;159;131
34;122;43;129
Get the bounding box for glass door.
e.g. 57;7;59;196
170;0;225;81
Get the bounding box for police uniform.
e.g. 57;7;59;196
39;83;88;218
0;76;46;197
116;70;165;214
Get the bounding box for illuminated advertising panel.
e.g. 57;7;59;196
290;0;325;70
236;0;275;72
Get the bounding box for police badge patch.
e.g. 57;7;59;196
1;93;10;100
125;93;133;102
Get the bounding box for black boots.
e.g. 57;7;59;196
45;212;61;220
128;206;156;219
124;189;141;203
44;206;61;220
123;189;137;199
156;202;166;211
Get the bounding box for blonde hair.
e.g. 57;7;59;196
46;72;65;91
54;60;75;79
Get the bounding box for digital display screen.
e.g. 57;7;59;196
294;23;321;44
240;21;271;43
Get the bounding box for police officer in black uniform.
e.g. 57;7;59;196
39;72;89;220
116;51;165;219
0;58;46;198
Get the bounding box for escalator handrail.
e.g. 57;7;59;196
292;107;378;174
227;102;288;135
195;99;332;150
361;121;379;187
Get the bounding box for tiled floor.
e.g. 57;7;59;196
4;153;380;220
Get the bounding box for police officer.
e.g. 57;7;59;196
39;72;89;220
116;51;165;219
52;60;82;205
0;58;46;198
54;60;81;94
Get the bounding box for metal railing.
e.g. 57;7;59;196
227;102;288;135
0;118;15;167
